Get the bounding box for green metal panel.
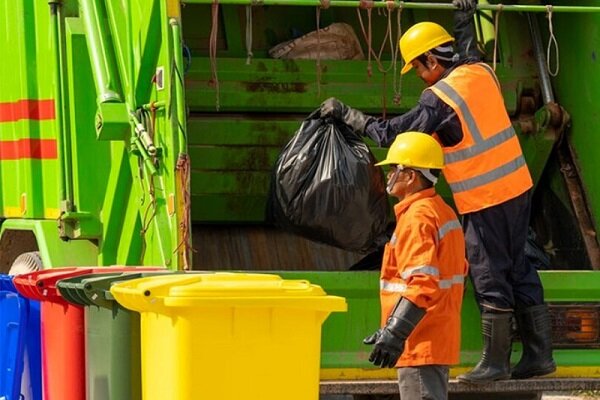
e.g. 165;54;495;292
0;219;97;267
0;1;60;220
276;270;600;372
0;1;189;270
546;2;600;235
64;0;188;269
187;116;453;222
182;6;548;222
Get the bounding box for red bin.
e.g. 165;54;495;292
13;267;164;400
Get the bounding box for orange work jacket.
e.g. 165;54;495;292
428;63;533;214
380;188;468;367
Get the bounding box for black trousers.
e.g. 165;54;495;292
463;190;544;311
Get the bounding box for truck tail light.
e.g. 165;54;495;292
549;304;600;348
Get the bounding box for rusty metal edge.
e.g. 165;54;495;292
320;378;600;394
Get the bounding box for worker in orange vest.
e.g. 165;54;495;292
363;132;467;400
321;0;555;384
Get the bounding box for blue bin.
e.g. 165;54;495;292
0;274;42;400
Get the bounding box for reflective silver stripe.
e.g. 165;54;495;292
444;126;516;164
400;265;440;280
433;80;484;143
390;233;397;245
476;63;501;89
438;220;462;241
381;275;464;292
380;280;406;293
449;154;527;193
439;274;465;289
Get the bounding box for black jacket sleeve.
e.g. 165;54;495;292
363;91;462;147
454;7;481;63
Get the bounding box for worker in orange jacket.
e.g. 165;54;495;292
322;0;555;384
363;132;467;400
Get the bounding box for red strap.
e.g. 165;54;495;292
0;99;55;122
0;139;58;160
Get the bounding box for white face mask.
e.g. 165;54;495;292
386;167;402;195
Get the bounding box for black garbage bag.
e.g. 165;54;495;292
267;110;390;254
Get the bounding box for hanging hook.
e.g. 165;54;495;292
546;4;560;77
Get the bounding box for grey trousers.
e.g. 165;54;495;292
397;365;449;400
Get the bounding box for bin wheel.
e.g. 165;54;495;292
8;251;43;275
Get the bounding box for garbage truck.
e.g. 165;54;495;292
2;0;600;398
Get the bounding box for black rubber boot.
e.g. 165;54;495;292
512;304;556;379
457;313;512;384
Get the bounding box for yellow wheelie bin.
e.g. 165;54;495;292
110;272;346;400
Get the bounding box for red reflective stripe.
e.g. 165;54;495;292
0;99;55;122
0;139;57;160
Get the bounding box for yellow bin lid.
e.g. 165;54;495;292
110;272;347;313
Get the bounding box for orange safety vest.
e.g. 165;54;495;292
380;188;468;367
428;63;533;214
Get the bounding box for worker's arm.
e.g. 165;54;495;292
362;103;439;147
364;91;463;147
320;94;461;148
453;0;481;62
363;209;443;368
395;217;446;310
320;97;442;146
363;297;426;368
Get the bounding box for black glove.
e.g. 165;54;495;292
452;0;477;13
320;97;371;135
320;97;345;120
364;298;426;368
363;329;383;345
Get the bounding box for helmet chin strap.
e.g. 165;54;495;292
386;167;402;194
415;168;438;185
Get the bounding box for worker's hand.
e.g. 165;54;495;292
320;97;345;121
452;0;477;13
320;97;371;135
365;326;406;368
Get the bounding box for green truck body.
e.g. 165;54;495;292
2;0;600;396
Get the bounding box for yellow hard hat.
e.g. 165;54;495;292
399;22;454;75
375;132;445;169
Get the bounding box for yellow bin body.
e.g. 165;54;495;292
111;273;347;400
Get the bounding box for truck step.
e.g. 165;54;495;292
320;378;600;395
